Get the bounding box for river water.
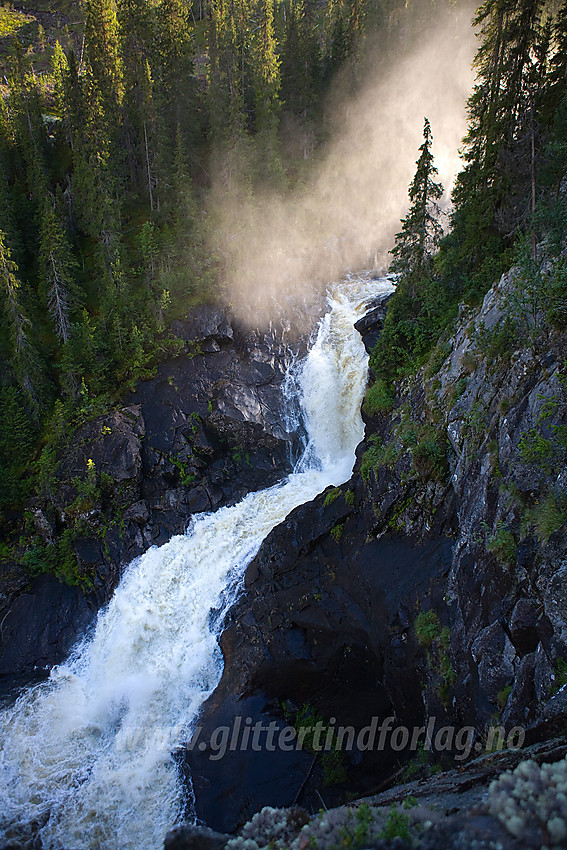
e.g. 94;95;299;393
0;276;393;849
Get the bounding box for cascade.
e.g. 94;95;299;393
0;276;393;850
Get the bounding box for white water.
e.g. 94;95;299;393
0;276;393;850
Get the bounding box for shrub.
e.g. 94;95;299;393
361;436;386;483
487;525;516;566
412;427;448;482
415;610;441;648
518;429;554;469
525;492;567;544
363;379;395;415
455;376;467;399
424;341;451;379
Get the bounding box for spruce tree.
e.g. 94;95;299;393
39;197;78;345
0;228;41;411
251;0;282;179
448;0;546;291
390;117;443;289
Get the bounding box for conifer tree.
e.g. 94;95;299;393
449;0;546;289
39;197;78;345
390;117;443;289
0;228;41;410
84;0;124;115
251;0;282;178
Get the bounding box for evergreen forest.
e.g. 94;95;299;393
0;0;566;560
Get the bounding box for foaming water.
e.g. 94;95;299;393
0;276;393;849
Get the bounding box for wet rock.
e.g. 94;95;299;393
0;574;95;698
354;301;388;354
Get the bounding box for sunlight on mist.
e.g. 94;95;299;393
209;4;477;327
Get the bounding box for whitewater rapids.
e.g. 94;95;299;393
0;276;393;849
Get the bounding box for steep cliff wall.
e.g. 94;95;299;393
187;273;567;831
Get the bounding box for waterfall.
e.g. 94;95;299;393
0;276;393;850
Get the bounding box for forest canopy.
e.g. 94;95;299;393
0;0;566;530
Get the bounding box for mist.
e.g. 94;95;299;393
208;3;478;327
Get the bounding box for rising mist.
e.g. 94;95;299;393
208;3;478;327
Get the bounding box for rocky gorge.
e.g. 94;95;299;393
0;302;318;697
184;271;567;844
0;271;566;850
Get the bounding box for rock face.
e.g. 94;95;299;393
184;273;567;833
0;306;309;698
185;485;454;831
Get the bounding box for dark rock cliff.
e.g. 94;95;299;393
0;306;311;698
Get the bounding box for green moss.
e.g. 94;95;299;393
324;487;341;506
548;658;567;696
497;684;512;709
344;489;355;507
330;522;344;543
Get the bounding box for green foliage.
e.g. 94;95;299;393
369;274;458;384
0;385;36;508
361;436;384;483
330;522;344;543
486;524;516;566
170;454;196;486
412;426;448;482
282;703;347;787
424;341;451;379
380;807;412;843
22;527;91;587
472;317;517;367
455;376;467;399
414;610;441;649
390;117;443;286
497;684;512;710
353;804;373;844
463;400;488;448
518;429;554;469
324;487;341;506
344;489;355;507
415;611;455;704
525;491;567;544
363;379;394;415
